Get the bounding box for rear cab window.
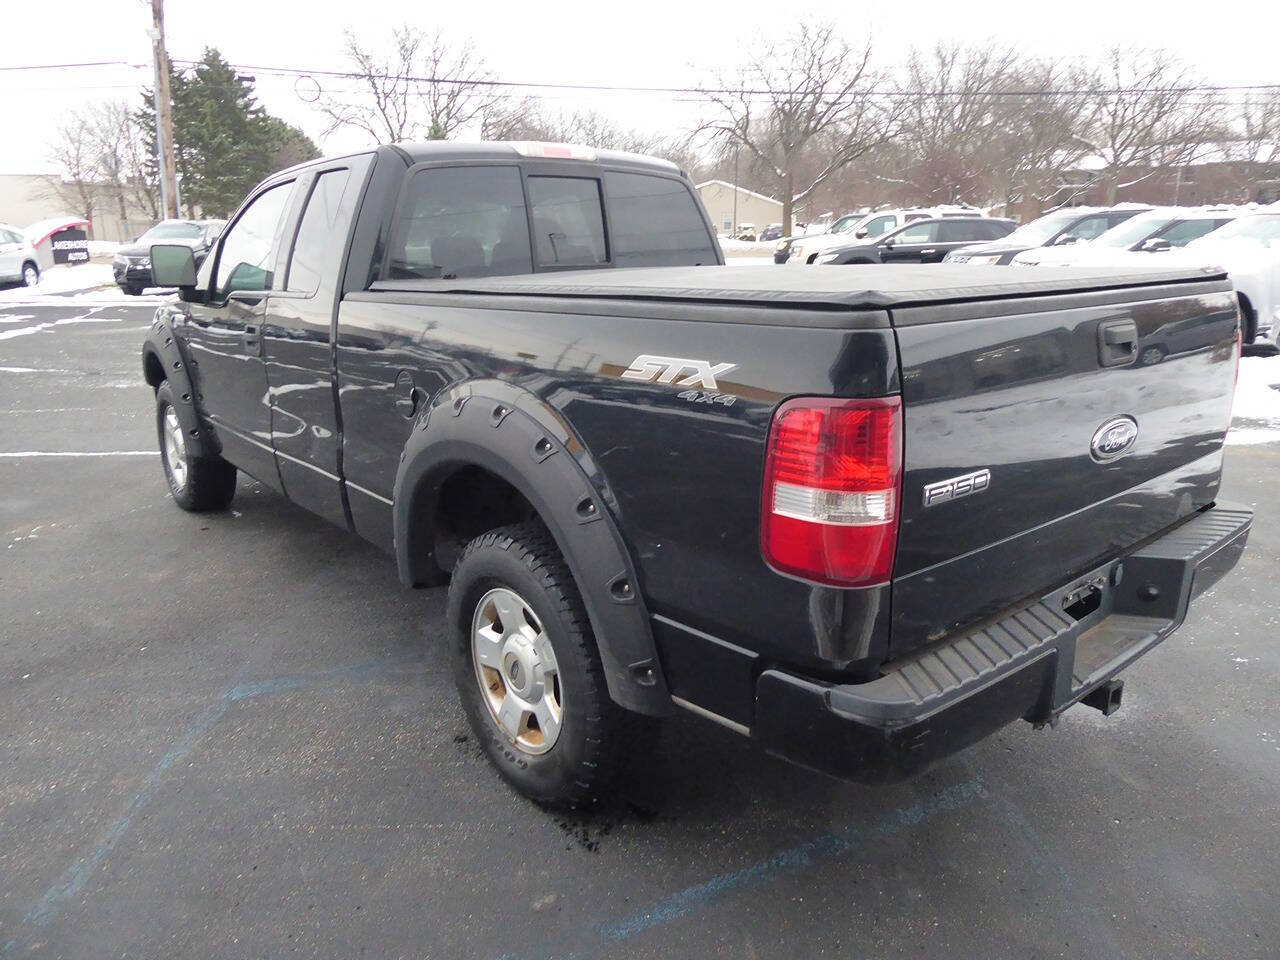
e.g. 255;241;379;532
526;176;607;268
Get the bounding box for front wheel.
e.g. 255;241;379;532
448;523;649;808
155;381;236;511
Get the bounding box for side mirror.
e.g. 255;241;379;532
1141;238;1172;253
1055;234;1079;246
150;243;198;289
881;237;895;248
854;228;869;239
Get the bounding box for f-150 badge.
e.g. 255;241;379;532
619;354;737;390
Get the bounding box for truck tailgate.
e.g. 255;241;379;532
890;280;1239;656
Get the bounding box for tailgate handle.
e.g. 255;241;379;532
1098;318;1138;367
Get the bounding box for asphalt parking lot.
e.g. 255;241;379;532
2;294;1278;959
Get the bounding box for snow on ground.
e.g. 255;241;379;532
718;238;775;256
88;240;122;257
1228;355;1280;445
0;263;170;305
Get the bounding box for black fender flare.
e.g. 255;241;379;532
394;379;671;716
141;308;216;460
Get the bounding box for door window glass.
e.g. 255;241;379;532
1069;215;1112;241
603;172;717;267
863;215;896;237
891;222;939;244
287;169;354;295
388;166;531;280
214;182;293;298
938;221;989;243
1158;219;1223;247
526;176;607;267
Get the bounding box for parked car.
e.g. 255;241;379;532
1013;208;1242;267
813;216;1016;265
113;219;226;295
1171;212;1280;353
945;206;1150;265
0;222;40;287
788;206;985;264
142;141;1248;808
759;224;784;243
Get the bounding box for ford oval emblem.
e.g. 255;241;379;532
1091;416;1139;462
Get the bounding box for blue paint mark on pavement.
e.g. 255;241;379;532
599;777;988;941
11;652;421;946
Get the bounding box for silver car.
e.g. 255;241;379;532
0;223;39;286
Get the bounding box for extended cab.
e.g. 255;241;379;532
142;142;1251;807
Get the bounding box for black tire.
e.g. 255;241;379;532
124;285;143;296
155;381;236;511
448;522;647;808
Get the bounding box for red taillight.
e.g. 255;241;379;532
761;396;903;587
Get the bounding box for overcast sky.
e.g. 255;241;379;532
2;0;1275;176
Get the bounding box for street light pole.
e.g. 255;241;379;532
149;0;180;218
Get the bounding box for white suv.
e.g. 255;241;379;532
787;206;985;264
0;223;39;287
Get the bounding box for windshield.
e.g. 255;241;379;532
830;215;861;234
999;211;1082;247
1093;215;1172;249
141;221;203;241
1191;215;1280;245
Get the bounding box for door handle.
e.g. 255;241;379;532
1098;317;1138;367
921;248;937;255
243;323;263;357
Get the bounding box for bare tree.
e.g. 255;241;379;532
43;114;99;236
87;101;159;227
318;25;497;143
696;21;898;234
1078;48;1221;204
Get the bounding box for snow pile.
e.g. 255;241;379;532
718;238;775;256
88;240;122;258
0;263;114;300
1229;356;1280;445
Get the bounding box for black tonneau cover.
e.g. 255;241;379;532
371;263;1229;311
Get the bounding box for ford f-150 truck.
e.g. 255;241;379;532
142;142;1251;808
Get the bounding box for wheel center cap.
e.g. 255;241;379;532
502;642;536;697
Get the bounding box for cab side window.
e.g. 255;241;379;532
603;172;717;267
213;182;294;299
388;166;532;280
287;169;354;295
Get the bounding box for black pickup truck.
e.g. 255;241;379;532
142;142;1251;808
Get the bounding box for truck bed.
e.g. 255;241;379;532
371;263;1230;313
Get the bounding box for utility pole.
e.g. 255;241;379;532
732;146;739;237
149;0;180;218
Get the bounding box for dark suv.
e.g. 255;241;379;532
815;217;1015;265
113;219;225;295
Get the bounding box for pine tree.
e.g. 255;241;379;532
134;48;319;219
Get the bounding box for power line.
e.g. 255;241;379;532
4;57;1279;100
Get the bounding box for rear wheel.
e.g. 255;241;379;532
155;381;236;511
448;523;648;808
124;285;143;296
21;262;38;287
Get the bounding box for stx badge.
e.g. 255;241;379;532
619;354;738;390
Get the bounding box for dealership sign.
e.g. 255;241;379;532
51;229;90;265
